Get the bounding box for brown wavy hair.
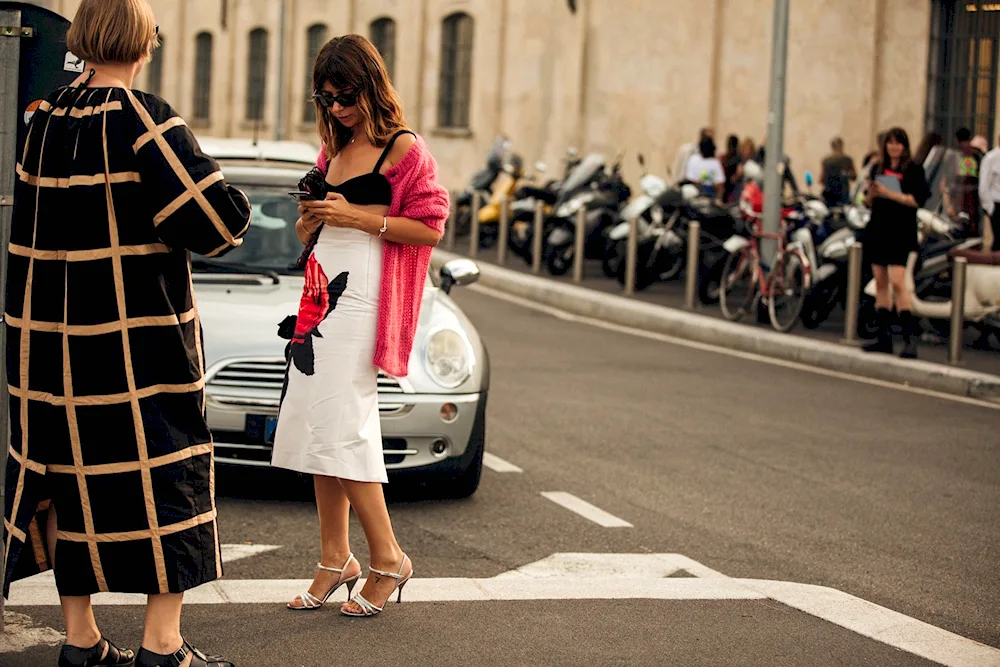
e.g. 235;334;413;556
879;126;912;173
312;34;407;160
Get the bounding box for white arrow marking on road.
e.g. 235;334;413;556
7;552;999;667
483;452;523;473
540;491;633;527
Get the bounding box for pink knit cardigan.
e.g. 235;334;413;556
316;134;450;377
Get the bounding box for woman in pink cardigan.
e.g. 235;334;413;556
270;34;449;618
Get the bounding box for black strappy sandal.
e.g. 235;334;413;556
58;637;135;667
134;641;233;667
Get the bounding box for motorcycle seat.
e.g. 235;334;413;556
948;248;1000;265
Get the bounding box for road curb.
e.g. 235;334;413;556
431;249;1000;403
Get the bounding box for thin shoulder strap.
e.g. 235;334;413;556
373;130;416;173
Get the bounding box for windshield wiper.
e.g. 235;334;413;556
191;259;280;284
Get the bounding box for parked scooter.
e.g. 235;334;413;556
542;151;631;275
600;153;669;278
453;136;511;236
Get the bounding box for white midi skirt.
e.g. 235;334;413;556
270;226;387;483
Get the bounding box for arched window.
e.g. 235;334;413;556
438;12;474;129
246;28;269;121
303;24;328;123
193;32;213;121
147;34;165;97
370;17;396;81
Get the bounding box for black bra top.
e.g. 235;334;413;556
325;130;414;206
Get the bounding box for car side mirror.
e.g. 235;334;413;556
440;258;480;294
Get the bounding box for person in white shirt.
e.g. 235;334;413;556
671;127;713;186
685;136;726;201
978;134;1000;250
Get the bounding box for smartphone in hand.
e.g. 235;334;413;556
288;191;315;201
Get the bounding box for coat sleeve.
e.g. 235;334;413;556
130;92;252;257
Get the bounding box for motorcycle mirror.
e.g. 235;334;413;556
804;170;814;187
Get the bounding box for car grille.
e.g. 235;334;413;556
207;359;405;411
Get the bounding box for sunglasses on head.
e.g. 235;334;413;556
312;89;358;109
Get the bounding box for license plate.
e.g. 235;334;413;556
246;415;279;445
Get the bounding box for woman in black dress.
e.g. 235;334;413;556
862;127;931;359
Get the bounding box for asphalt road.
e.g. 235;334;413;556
4;285;998;666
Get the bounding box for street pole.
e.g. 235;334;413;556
275;0;287;141
0;7;22;634
761;0;790;267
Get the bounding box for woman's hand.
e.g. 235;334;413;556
298;193;359;230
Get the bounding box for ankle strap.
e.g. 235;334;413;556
317;552;355;574
369;554;408;579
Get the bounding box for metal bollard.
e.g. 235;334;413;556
623;215;639;296
948;256;967;365
684;220;701;310
572;206;586;283
469;191;482;258
531;200;545;274
497;195;509;266
445;192;458;250
840;242;863;345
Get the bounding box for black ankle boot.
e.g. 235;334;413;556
899;310;919;359
59;637;135;667
862;308;894;353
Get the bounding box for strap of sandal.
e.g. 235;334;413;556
137;641;232;667
348;592;384;615
294;553;357;607
59;637;135;667
369;554;409;579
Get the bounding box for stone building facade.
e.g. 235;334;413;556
23;0;1000;189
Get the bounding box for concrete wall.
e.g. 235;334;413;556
24;0;939;190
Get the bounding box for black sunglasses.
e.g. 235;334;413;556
312;89;357;109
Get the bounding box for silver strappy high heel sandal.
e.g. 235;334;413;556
341;553;412;617
287;553;361;611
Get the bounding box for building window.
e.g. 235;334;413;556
925;1;1000;141
193;32;213;121
370;17;396;81
147;34;164;97
247;28;269;122
303;24;328;123
438;12;474;129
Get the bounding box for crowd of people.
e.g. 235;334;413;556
673;124;1000;252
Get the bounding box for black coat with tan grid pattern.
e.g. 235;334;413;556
3;82;251;598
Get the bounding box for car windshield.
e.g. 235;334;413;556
192;185;304;274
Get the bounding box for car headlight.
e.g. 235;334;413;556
424;328;472;388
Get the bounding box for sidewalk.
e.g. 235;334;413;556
433;240;1000;402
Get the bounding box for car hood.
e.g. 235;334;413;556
193;274;479;385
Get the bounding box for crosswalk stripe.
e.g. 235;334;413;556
484;452;523;473
540;491;633;527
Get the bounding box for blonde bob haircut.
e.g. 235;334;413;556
67;0;160;66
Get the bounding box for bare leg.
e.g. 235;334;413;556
872;264;891;309
142;594;191;667
888;265;912;312
287;474;359;608
50;506;105;654
337;479;410;614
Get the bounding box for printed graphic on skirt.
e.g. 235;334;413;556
293;256;348;375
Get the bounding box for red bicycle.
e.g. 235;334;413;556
719;184;811;332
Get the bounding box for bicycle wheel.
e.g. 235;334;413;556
719;247;757;322
767;250;808;333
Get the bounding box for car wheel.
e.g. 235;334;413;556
447;435;484;499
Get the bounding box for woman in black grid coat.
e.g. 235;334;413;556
2;2;249;666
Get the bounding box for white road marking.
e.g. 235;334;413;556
483;452;523;473
540;491;633;527
8;552;999;666
468;283;1000;411
0;611;63;653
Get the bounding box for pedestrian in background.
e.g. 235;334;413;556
721;134;742;203
861;127;931;359
685;135;726;202
2;0;251;665
978;133;1000;251
942;127;982;234
270;33;449;618
819;136;857;206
